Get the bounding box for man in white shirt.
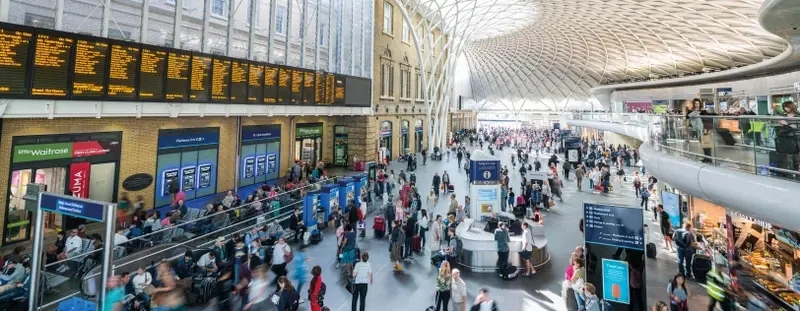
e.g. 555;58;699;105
521;222;536;276
57;229;84;272
196;251;217;273
270;237;291;281
132;266;153;295
451;269;467;311
113;228;129;246
222;191;235;208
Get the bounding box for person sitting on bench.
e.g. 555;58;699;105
0;262;30;302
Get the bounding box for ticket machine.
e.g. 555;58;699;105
353;174;367;208
338;177;355;213
319;184;339;227
303;190;320;228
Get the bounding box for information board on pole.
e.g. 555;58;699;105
583;203;645;250
39;192;108;222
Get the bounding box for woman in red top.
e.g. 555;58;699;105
309;265;324;311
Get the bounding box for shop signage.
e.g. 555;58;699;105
39;193;107;222
13;140;120;163
584;203;645;250
400;128;409;135
469;160;501;185
296;126;323;138
732;211;772;229
69;162;91;198
122;173;154;191
242;125;281;142
198;164;212;188
415;120;423;132
380;129;392;137
158;132;220;149
602;259;630;304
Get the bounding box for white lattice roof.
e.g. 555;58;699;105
410;0;787;112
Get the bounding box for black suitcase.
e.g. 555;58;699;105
692;254;713;284
716;129;736;146
646;242;656;259
447;184;455;192
498;264;518;280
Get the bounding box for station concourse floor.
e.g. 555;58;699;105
176;144;711;311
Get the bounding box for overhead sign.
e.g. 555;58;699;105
296;125;323;138
39;192;108;222
602;259;630;304
469;160;501;185
242;125;281;142
158;131;220;149
584;203;645;250
13;140;121;163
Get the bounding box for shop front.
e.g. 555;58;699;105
154;128;220;209
240;124;281;188
295;123;324;164
334;125;348;167
414;119;423;153
5;132;122;244
379;121;393;161
400;120;410;156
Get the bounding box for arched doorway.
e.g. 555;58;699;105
379;121;393;161
414;119;424;152
401;120;410;155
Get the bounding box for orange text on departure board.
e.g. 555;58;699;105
211;59;230;99
166;52;190;100
73;40;108;95
139;48;167;98
190;55;211;99
248;64;263;101
32;34;73;96
107;45;139;96
0;29;33;94
230;61;247;101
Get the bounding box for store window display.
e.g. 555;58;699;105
295;123;324;165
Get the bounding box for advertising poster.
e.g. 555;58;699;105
162;169;179;196
602;259;630;304
267;153;277;173
660;190;681;228
568;149;579;162
330;189;339;208
477;188;497;214
198;164;211;188
243;157;255;178
181;166;196;192
69;162;91;198
255;156;266;176
652;100;668;114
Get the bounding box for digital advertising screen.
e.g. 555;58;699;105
71;38;108;98
181;166;196;192
161;169;179;196
198;164;212;188
256;155;266;176
243;156;255;178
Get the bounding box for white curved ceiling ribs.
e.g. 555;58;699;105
409;0;787;112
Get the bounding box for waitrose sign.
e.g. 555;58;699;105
13;143;73;163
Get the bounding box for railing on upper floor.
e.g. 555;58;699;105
572;112;800;183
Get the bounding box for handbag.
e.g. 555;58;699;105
270;292;281;305
547;200;555;207
346;278;356;294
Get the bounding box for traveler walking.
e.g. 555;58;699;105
431;215;444;252
668;274;691;311
673;222;696;278
521;222;536;276
450;269;467;311
271;237;292;282
574;165;585;192
351;252;373;311
275;276;299;311
419;209;429;248
391;221;405;271
244;267;270;311
309;266;325;311
432;173;442;198
658;205;674;252
471;288;499;311
435;260;452;311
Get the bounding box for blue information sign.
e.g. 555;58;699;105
584;203;645;250
158;132;220;149
242;125;281;142
602;259;630;304
39;193;106;222
469;160;501;185
660;190;681;228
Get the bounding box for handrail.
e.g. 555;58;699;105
577;112;800;120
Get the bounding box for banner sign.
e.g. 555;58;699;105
158;132;220;149
296;126;323;138
242;125;281;142
13;140;121;163
584;203;645;250
39;193;107;222
415;120;423;132
469;160;501;185
602;259;630;304
68;162;91;198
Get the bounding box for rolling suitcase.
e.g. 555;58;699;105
412;235;422;252
498;265;519;280
373;216;386;238
692;253;713;284
447;184;455;193
716;128;736;146
646;242;656;259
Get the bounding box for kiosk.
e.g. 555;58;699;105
456;218;550;272
303;190;320;228
353;174;367;209
338;177;355;213
319;184;339;225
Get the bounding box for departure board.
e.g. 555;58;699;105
211;57;231;103
303;71;315;105
229;60;247;104
139;48;167;100
277;67;291;105
291;69;303;104
71;39;108;98
314;72;326;105
263;65;278;104
165;51;190;101
324;74;334;105
247;62;263;104
107;43;139;99
0;26;33;97
31;32;74;97
334;75;345;105
189;54;211;102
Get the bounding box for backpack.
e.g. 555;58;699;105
397;229;406;244
309;281;326;305
672;230;690;249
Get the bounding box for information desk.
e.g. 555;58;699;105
455;218;550;273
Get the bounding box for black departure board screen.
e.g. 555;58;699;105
230;60;247;104
31;32;73;97
189;54;211;102
291;69;303;104
165;51;190;101
324;74;334;105
211;57;231;103
277;67;291;104
107;43;139;99
139;47;167;100
0;26;33;97
314;72;326;105
71;39;108;98
247;62;263;104
303;71;315;105
264;65;278;104
334;75;345;105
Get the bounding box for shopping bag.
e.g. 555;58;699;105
547;200;555;208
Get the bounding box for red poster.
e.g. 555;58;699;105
69;162;91;198
72;141;110;157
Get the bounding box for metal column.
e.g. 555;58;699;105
327;0;334;71
247;0;257;59
201;0;211;52
349;0;354;75
140;0;150;43
226;0;236;56
27;208;45;311
314;0;320;70
284;0;292;65
101;0;111;37
55;0;65;30
267;0;277;62
300;0;307;67
173;0;183;48
98;205;117;311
